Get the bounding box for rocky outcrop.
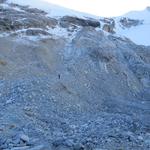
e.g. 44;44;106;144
25;29;51;36
0;3;58;32
60;16;100;28
120;17;143;28
0;3;101;36
147;6;150;11
102;24;114;33
100;18;115;33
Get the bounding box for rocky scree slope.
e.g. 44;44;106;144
0;2;150;150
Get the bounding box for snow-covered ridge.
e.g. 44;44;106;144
3;0;150;46
7;0;98;19
114;8;150;46
0;2;99;42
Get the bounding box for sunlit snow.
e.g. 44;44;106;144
6;0;150;46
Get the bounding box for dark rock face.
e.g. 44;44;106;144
60;16;100;28
120;17;143;28
0;4;58;32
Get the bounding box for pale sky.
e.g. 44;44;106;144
43;0;150;17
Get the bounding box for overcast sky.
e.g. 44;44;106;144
43;0;150;16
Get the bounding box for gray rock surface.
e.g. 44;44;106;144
0;3;57;32
0;2;150;150
0;0;6;3
100;18;115;33
60;16;100;28
119;17;143;28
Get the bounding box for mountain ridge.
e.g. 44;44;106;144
4;0;150;46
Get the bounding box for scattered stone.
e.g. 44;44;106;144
74;143;85;150
8;146;30;150
0;59;7;66
6;99;14;104
137;135;143;141
20;134;30;143
27;145;46;150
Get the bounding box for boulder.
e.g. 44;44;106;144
60;16;100;28
102;24;115;33
25;29;51;36
100;18;115;33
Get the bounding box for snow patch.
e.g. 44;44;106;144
7;0;98;19
6;0;150;46
114;8;150;46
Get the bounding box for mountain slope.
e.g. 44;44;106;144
0;1;150;150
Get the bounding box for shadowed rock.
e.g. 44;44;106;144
60;16;100;28
25;29;51;36
100;18;115;33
